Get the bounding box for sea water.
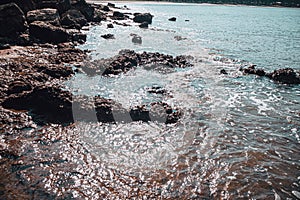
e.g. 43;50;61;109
12;2;300;199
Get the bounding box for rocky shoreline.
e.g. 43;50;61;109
1;0;300;198
0;0;196;133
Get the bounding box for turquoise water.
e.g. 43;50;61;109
66;3;300;198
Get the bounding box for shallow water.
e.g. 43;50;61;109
2;2;300;199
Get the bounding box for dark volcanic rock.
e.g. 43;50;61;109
130;102;182;124
168;17;176;21
268;68;300;84
133;13;153;24
29;21;70;43
101;34;115;39
102;50;139;75
107;23;114;28
2;86;73;124
112;11;127;20
131;34;142;44
81;50;193;76
107;2;115;8
72;0;94;21
92;8;106;22
94;96;130;123
61;9;87;29
71;32;86;43
26;8;61;26
100;5;110;12
146;86;167;95
0;3;27;37
0;43;10;50
6;80;32;95
0;44;87;127
139;22;149;28
242;65;300;84
0;0;35;13
220;69;228;75
242;65;266;76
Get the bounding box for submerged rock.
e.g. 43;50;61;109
174;35;187;41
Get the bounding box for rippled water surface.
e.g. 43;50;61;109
2;2;300;199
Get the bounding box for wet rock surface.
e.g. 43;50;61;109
101;33;115;39
133;12;153;24
0;44;86;127
81;49;194;76
242;65;300;84
168;17;176;21
130;102;182;124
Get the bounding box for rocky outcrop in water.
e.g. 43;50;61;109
242;65;300;84
268;68;300;84
168;17;176;21
130;102;182;124
81;50;193;76
133;13;153;24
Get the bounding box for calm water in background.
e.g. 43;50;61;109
3;2;300;199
